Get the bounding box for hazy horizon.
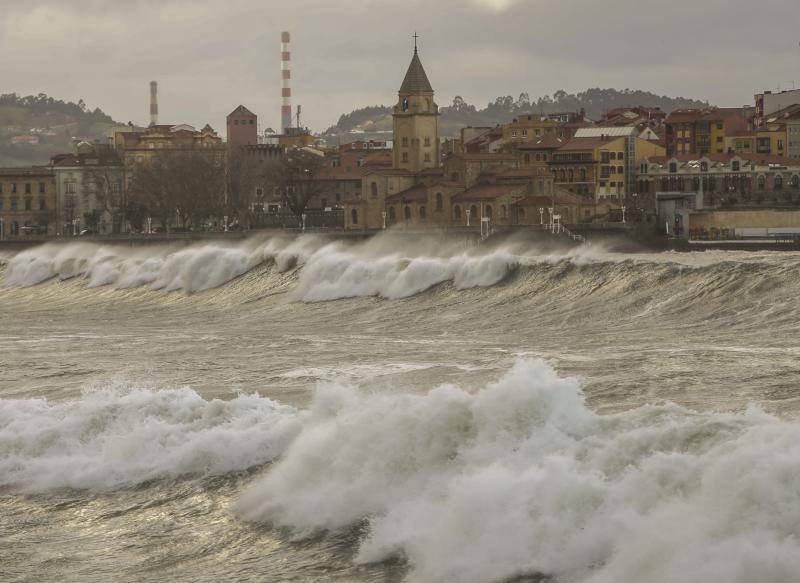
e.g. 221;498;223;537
2;0;799;132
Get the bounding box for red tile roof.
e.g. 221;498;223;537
452;184;520;202
517;134;565;150
386;185;428;203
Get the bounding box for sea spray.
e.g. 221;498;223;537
235;359;800;583
0;385;301;491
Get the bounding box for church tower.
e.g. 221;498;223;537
393;39;440;173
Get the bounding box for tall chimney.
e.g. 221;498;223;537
281;31;292;134
150;81;158;126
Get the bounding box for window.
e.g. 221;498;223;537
522;130;528;137
249;120;254;125
669;162;677;173
451;172;459;182
389;207;396;221
38;182;45;194
470;205;478;218
436;192;443;210
234;120;239;125
0;199;3;210
404;206;411;220
419;205;426;220
501;204;507;218
484;205;493;219
617;166;624;174
371;182;378;198
700;161;708;172
792;175;800;189
11;183;17;194
568;169;574;182
402;152;409;163
402;137;409;147
66;181;77;194
758;175;766;189
617;153;624;161
609;152;617;160
11;199;17;210
424;153;431;162
732;160;740;172
580;168;587;182
453;205;461;219
424;137;431;147
39;199;46;210
0;183;2;193
774;174;783;190
350;209;358;225
601;152;610;163
511;131;518;138
24;199;31;210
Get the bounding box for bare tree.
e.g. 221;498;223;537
82;165;124;233
128;153;225;231
225;150;262;229
263;148;325;223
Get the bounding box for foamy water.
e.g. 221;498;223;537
2;235;800;582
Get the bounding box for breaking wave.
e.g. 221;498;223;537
236;359;800;583
0;384;301;492
2;359;799;581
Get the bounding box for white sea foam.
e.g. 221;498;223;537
0;385;301;491
293;245;520;301
236;359;800;583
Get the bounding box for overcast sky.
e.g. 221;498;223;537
2;0;800;134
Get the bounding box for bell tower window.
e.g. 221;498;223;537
402;98;409;112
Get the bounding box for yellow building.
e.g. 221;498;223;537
502;115;558;143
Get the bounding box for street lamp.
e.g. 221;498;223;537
539;207;544;225
301;213;306;231
621;205;627;224
381;211;387;229
465;208;471;227
0;218;4;240
548;207;554;232
146;216;152;235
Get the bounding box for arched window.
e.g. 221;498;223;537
436;192;443;210
370;182;378;198
758;175;766;189
351;209;358;225
774;174;783;190
485;205;493;219
419;205;426;220
559;169;566;182
792;175;800;189
389;207;396;221
404;205;411;220
453;205;461;219
501;204;507;218
700;161;709;172
470;204;478;218
568;169;574;182
732;160;741;172
579;168;586;182
669;162;678;173
518;207;526;218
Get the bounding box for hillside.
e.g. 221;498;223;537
0;93;123;166
324;88;710;142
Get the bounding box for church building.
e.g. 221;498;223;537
344;41;563;231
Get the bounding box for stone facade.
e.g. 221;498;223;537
0;167;57;237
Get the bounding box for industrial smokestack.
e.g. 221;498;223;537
281;31;292;134
150;81;158;126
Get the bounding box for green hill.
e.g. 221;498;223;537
324;88;710;141
0;93;123;166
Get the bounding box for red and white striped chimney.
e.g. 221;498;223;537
281;31;292;134
149;81;158;126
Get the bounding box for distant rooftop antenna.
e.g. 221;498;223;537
149;81;158;126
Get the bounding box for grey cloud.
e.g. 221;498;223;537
1;0;799;133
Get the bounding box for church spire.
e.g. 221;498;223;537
399;35;433;95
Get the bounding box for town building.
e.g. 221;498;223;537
226;105;259;148
114;123;226;192
50;141;124;235
664;108;749;156
0;167;57;237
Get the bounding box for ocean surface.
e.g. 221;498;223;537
1;233;799;583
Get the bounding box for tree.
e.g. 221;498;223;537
263;148;325;223
83;163;124;233
128;152;226;231
225;150;263;228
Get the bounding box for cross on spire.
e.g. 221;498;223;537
413;32;419;53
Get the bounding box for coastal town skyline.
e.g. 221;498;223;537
2;0;800;132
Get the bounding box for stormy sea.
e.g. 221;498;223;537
1;233;799;583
